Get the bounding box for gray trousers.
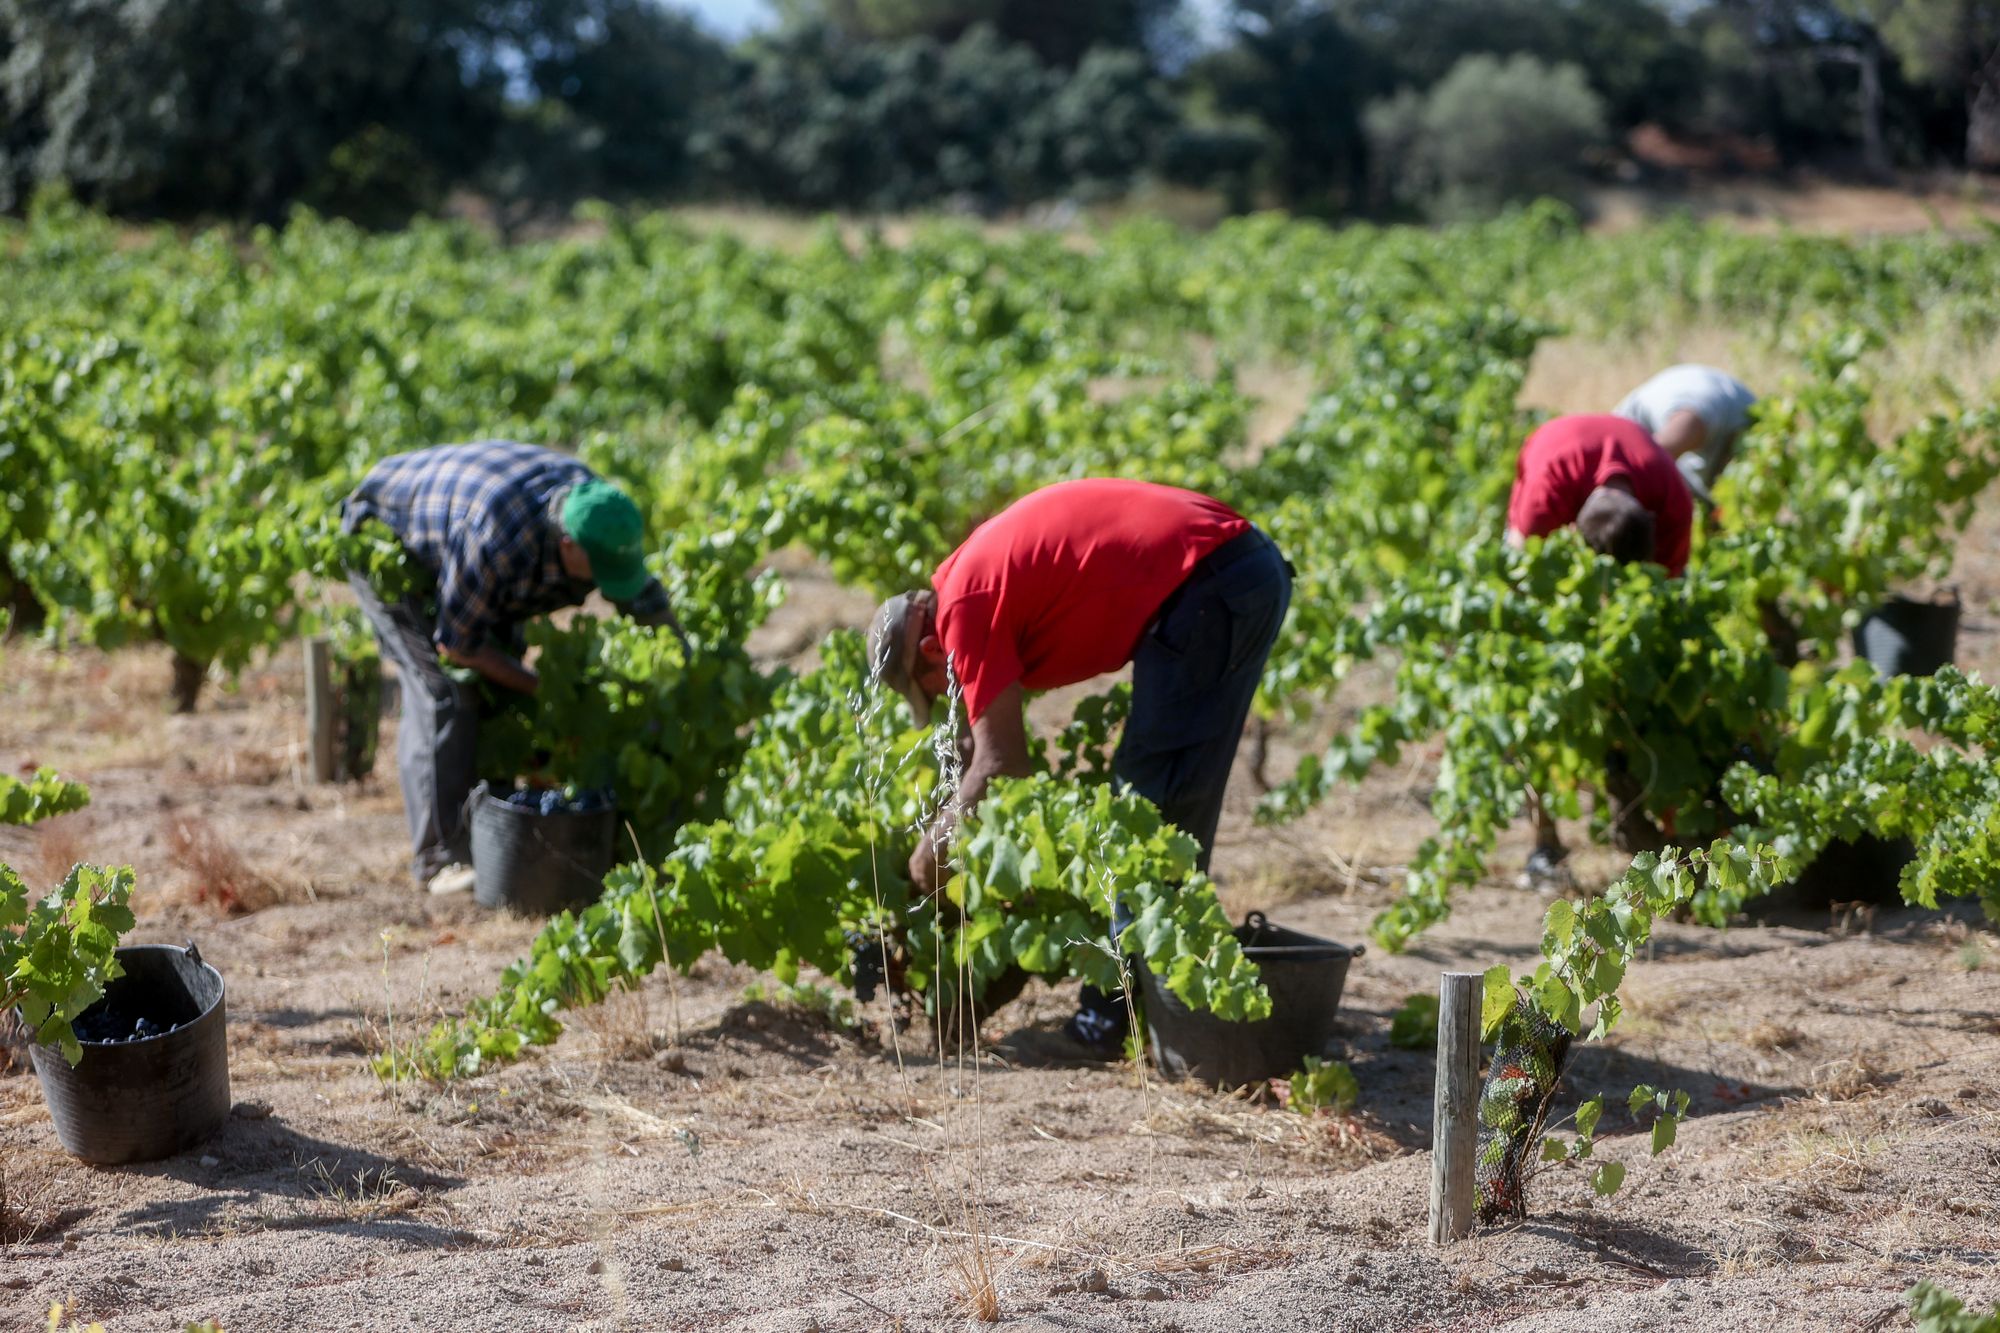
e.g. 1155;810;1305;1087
348;574;478;885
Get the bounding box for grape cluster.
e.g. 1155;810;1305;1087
845;930;888;1003
501;786;614;817
73;1009;174;1044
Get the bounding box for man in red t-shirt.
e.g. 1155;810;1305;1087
1506;415;1689;888
1506;414;1693;576
869;478;1293;1053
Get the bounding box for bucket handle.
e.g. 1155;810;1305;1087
184;939;203;970
1238;910;1365;958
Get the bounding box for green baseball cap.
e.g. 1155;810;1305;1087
561;480;649;602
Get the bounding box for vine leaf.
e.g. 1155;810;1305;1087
1480;964;1514;1037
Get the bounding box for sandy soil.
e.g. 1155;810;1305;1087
5;375;2000;1329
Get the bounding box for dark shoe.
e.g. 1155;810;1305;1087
993;1025;1117;1067
1519;845;1574;892
1064;984;1131;1057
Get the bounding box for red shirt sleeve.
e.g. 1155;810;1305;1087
936;589;1022;724
1507;467;1565;538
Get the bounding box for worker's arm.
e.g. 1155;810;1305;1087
615;578;695;656
435;528;540;692
442;642;539;694
1652;408;1709;460
908;682;1034;896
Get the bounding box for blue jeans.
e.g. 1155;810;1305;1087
1113;526;1293;873
1072;527;1292;1047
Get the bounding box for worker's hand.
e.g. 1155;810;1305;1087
441;642;539;694
619;584;695;657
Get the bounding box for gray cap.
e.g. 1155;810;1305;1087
867;592;933;727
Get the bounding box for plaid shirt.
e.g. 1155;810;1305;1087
342;441;669;653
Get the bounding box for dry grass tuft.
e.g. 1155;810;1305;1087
1134;1088;1403;1166
952;1206;1003;1324
164;815;281;915
24;814;90;890
1766;1120;1890;1191
1743;1021;1806;1054
0;1169;67;1244
574;984;656;1064
300;1158;422;1219
1810;1056;1890;1103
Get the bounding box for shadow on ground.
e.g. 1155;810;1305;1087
108;1111;465;1245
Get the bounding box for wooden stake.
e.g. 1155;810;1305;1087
1429;970;1481;1243
305;636;335;783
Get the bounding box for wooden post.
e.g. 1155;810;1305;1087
1429;971;1481;1244
305;636;336;783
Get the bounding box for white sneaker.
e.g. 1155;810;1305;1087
426;863;476;896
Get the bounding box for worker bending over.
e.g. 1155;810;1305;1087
342;441;681;895
869;478;1292;1055
1614;364;1756;503
1506;415;1694;886
1506;414;1693;576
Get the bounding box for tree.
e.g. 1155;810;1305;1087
1330;0;1705;134
527;0;731;198
1364;53;1607;218
1839;0;2000;166
774;0;1180;66
693;21;1178;210
0;0;507;221
1013;46;1179;199
1187;0;1376;212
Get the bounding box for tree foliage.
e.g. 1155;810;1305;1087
0;0;507;220
693;22;1175;211
1365;53;1607;218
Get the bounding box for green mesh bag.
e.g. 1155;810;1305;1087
1474;1001;1573;1223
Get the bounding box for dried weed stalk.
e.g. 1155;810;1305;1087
951;1200;1002;1323
575;984;655;1064
25;815;89;889
165;814;280;915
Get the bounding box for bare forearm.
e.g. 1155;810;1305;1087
1655;410;1708;460
443;643;538;694
937;752;1031;838
908;683;1033;897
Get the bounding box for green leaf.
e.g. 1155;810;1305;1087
1533;972;1581;1034
1289;1057;1359;1115
1480;965;1514;1038
1591;1161;1626;1197
1389;992;1439;1049
1542;898;1577;951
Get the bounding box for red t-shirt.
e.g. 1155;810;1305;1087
1506;415;1693;576
932;479;1251;722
